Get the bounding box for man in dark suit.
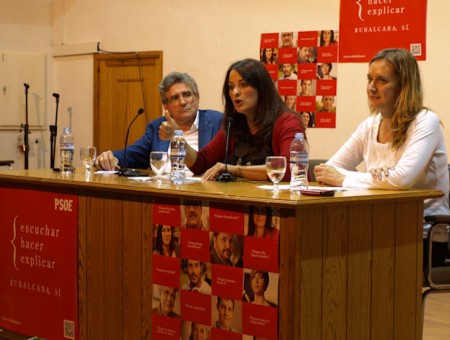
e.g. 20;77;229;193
96;72;223;170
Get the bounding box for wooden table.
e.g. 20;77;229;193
0;169;442;340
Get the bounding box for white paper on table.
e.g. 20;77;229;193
127;173;202;183
257;184;347;191
128;176;153;182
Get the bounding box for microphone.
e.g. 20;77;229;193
24;83;30;90
117;108;147;177
53;93;60;101
216;116;236;182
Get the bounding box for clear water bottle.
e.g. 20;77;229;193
60;127;75;174
170;130;186;184
290;132;309;191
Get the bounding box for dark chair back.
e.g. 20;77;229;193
308;159;327;182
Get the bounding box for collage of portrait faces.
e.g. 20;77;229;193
260;30;339;129
151;198;280;340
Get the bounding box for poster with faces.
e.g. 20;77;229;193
152;199;281;339
260;30;339;129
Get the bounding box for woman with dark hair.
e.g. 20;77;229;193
243;270;276;307
247;205;279;240
260;48;277;64
317;63;336;80
314;48;450;266
300;112;315;129
153;225;179;257
319;30;337;47
183;58;305;181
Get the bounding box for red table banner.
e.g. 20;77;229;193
152;201;281;339
0;188;78;339
339;0;427;62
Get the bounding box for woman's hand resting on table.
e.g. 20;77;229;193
313;163;345;187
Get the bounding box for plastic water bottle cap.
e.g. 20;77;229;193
295;132;304;138
174;130;182;136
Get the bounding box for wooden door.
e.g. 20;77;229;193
93;52;163;153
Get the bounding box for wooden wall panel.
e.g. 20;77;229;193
278;208;297;340
371;203;395;339
78;194;88;340
298;207;323;340
415;201;424;339
347;203;373;340
103;195;124;339
81;193;150;339
393;201;420;340
86;194;106;340
122;197;143;340
322;206;348;340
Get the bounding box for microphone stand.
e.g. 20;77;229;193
216;117;236;182
117;108;148;177
49;93;60;169
23;83;30;169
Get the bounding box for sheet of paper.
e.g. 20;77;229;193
94;170;118;175
257;184;347;191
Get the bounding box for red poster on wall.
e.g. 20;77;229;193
0;188;78;339
261;30;338;129
339;0;427;62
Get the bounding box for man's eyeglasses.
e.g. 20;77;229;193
166;91;194;104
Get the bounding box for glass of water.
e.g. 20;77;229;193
80;146;97;175
265;156;286;191
150;151;169;183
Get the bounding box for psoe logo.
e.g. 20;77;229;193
356;0;365;21
54;198;74;212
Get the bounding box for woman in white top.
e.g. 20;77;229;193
314;48;450;265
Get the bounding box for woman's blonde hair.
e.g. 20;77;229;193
369;48;423;150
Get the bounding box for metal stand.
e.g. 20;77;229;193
49;93;60;168
23;83;30;169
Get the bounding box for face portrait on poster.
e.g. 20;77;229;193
181;321;211;340
152;284;181;318
211;296;243;335
182;198;209;231
242;269;279;307
152;224;180;257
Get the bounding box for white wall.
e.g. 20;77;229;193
1;0;449;169
0;0;53;169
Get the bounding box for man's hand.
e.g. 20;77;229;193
159;110;180;141
95;151;119;171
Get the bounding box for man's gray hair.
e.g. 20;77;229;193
159;72;199;104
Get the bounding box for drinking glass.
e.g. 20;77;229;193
265;156;286;191
80;146;97;175
150;151;169;183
